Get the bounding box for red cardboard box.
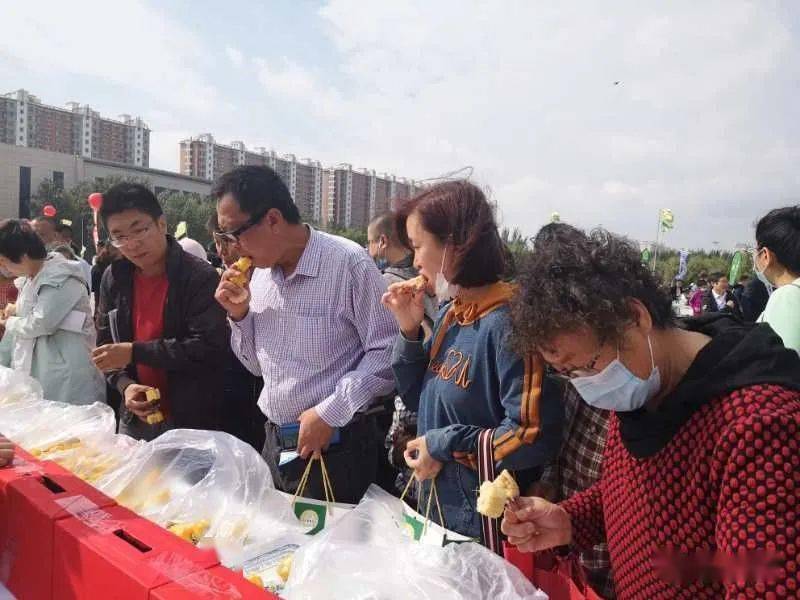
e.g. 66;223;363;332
5;467;116;600
54;505;219;600
151;565;279;599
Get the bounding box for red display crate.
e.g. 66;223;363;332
5;466;116;600
0;445;44;549
53;505;219;600
151;565;279;599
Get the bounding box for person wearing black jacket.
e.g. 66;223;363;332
92;183;227;440
740;274;770;322
701;271;742;318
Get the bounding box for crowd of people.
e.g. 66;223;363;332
0;165;798;599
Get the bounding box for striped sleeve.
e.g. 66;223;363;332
425;350;564;470
493;353;544;460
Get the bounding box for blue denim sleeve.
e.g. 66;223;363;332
391;328;429;413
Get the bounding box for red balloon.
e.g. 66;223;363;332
88;193;103;211
42;204;57;217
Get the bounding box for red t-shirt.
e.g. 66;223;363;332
132;270;170;414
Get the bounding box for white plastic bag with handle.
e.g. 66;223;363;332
283;485;547;600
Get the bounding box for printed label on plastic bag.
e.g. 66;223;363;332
242;543;298;593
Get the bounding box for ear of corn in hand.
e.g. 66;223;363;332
476;469;520;518
144;388;163;424
229;257;252;287
146;411;164;425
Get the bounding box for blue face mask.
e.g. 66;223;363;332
375;257;388;271
571;337;661;412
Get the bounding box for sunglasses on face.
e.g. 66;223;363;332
214;209;268;245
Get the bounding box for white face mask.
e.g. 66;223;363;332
571;336;661;412
435;246;457;304
753;248;775;294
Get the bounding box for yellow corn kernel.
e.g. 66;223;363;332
245;573;263;588
167;522;195;542
276;554;293;582
145;388;161;402
233;257;252;273
191;519;210;539
167;519;209;544
146;410;164;425
230;257;252;286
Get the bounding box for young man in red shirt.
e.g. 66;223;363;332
92;183;227;440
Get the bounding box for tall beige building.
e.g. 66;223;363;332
1;89;149;167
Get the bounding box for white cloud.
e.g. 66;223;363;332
225;46;244;68
2;1;798;249
308;0;800;249
1;0;222;116
254;57;346;120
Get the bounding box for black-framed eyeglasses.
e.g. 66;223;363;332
214;209;268;245
108;224;153;248
548;346;606;380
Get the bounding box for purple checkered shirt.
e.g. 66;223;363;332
229;228;396;427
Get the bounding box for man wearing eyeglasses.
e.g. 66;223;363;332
92;183;228;441
213;165;396;503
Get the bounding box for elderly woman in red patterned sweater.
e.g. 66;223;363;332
504;223;800;600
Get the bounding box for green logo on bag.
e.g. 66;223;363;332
295;502;326;535
402;515;424;541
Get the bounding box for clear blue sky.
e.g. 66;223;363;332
3;1;799;250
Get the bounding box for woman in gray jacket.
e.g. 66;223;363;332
0;219;104;405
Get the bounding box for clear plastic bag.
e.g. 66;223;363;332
0;366;116;452
0;365;43;407
97;429;297;558
35;431;143;485
8;400;116;452
283;485;547;599
0;365;47;437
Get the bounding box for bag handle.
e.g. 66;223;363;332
478;428;503;555
292;455;336;515
400;474;446;535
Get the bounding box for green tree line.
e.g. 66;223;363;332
31;178;753;283
31;177;370;258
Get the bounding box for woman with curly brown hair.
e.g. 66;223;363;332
381;181;564;540
503;223;800;599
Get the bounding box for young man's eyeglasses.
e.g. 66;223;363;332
109;224;153;248
214;209;268;245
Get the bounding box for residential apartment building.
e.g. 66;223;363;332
324;166;425;229
180;134;424;228
1;89;149;167
180;136;325;223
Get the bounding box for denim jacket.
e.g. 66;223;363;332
392;283;563;537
